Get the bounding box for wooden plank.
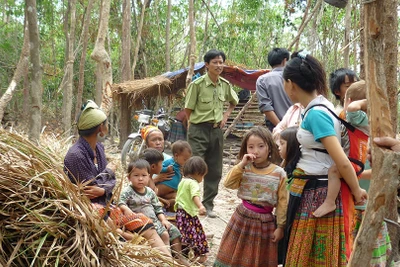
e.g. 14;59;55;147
223;92;257;138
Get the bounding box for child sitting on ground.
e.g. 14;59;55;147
118;159;188;264
313;80;369;217
175;156;209;263
141;148;171;208
156;141;192;209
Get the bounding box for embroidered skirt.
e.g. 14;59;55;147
284;169;353;267
176;208;209;257
353;209;393;266
214;203;277;267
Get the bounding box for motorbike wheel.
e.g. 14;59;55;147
121;136;143;167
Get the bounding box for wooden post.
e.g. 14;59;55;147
347;0;400;265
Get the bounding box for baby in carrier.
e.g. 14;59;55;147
313;80;369;217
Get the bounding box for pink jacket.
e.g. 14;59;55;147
272;103;303;142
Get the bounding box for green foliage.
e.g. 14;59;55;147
0;0;398;129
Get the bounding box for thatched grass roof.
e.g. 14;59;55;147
112;65;206;108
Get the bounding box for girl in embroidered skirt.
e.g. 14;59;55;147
278;126;301;264
283;51;367;266
214;126;287;267
174;156;209;263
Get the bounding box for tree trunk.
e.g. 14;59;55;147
294;0;312;51
343;2;351;68
75;0;94;122
26;0;43;142
0;16;30;123
165;0;171;71
61;0;77;135
131;0;149;79
382;0;399;261
199;0;211;59
119;0;132;148
95;64;103;106
91;0;113;115
348;0;399;265
359;3;365;79
288;0;322;51
23;61;30;121
185;0;196;88
383;0;398;132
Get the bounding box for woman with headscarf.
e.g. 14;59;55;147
64;101;170;255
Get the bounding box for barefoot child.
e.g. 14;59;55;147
157;141;192;210
314;80;369;217
214;126;287;267
118;159;188;264
175;156;209;264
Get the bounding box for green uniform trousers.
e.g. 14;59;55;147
187;123;223;211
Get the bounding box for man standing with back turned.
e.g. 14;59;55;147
185;49;239;218
256;48;292;132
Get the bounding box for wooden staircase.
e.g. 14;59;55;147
223;92;265;138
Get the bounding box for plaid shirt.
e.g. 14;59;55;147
64;137;116;206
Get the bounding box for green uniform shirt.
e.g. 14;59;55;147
185;72;239;124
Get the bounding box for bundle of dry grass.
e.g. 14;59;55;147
0;129;184;266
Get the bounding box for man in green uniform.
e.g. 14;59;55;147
185;49;239;218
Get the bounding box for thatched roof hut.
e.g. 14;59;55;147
112;63;206;109
113;63;269;145
112;62;269;108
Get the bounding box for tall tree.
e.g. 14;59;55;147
91;0;113;115
382;0;399;260
0;16;29;123
288;0;323;51
131;0;149;79
199;0;211;59
26;0;43;141
119;0;132;147
75;0;95;122
343;1;351;68
61;0;77;134
165;0;171;71
348;0;399;265
185;0;196;87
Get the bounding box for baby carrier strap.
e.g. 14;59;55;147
302;104;365;177
303;104;355;132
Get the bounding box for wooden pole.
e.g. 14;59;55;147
347;0;400;265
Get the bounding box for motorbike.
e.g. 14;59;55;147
121;108;171;167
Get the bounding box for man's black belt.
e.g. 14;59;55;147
192;121;221;128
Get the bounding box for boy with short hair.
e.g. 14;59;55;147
140;148;170;207
118;159;188;265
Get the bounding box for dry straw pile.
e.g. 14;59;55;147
0;130;183;266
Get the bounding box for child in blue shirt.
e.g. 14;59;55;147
156;141;192;210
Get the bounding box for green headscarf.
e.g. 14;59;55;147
77;100;107;131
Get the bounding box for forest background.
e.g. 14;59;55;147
0;0;399;265
1;0;398;144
